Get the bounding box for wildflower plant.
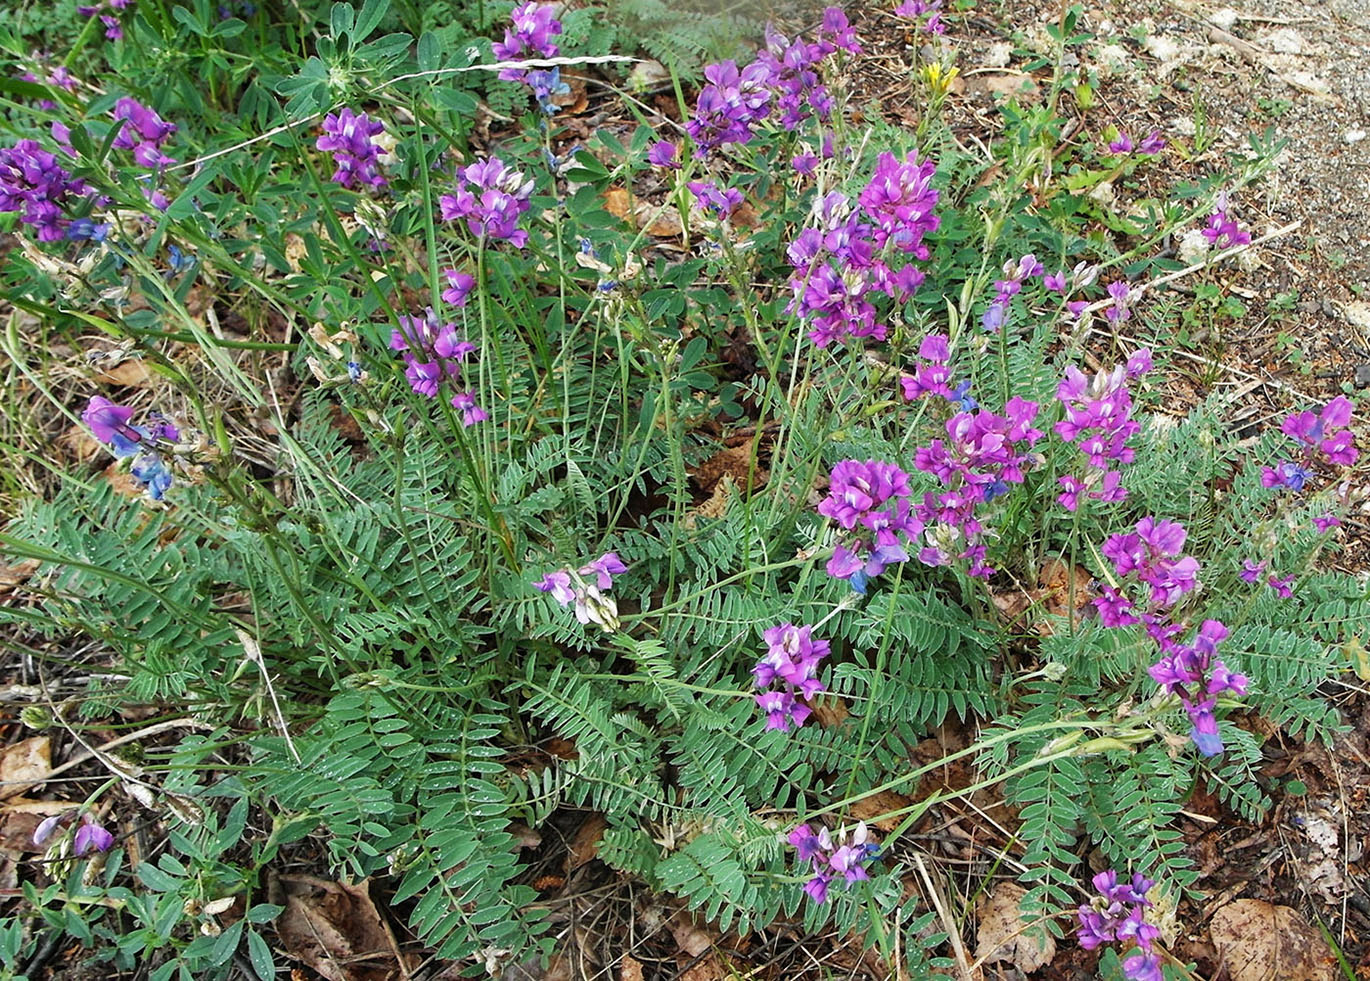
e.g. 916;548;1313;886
0;1;1362;979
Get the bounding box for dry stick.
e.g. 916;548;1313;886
236;628;301;764
913;853;975;981
0;717;214;799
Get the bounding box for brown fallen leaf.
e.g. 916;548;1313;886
849;790;913;833
620;955;644;981
92;359;153;387
974;880;1055;972
0;737;51;797
0;799;75;852
566;812;607;871
809;694;849;729
1209;898;1334;981
271;875;405;981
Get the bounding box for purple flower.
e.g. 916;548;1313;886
1239;558;1266;584
79;1;132;39
894;0;944;33
1267;573;1294;599
1137;129;1166;154
72;816;115;856
390;308;480;407
440;156;535;247
1077;869;1157;966
818;7;861;53
1101;517;1199;608
534;570;575;605
899;333;955;401
1279;396;1357;468
492;2;562;77
687;180;744;218
111;97;176;167
1200;196;1251;249
1314;513;1340;533
450;390;487;427
818;460;920;589
1104;280;1132;325
1054;356;1147;510
1106;130;1134;155
441;268;475;307
1122;950;1164;981
32;813;64;847
857;150;940;256
578;552;627;590
534;552;628;632
646;140;680;169
788;821;875;904
316;108;387;189
753;623;830;728
82;396;139;445
0;138;89;241
1147;618;1247;755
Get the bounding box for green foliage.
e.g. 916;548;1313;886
0;0;1362;976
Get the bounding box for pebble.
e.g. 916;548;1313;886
1096;43;1131;72
1209;7;1239;31
1356;364;1370;388
984;41;1012;68
1144;35;1181;62
1262;28;1304;55
1345;128;1367;144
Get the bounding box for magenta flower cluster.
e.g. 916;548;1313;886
1105;128;1165;156
1054;351;1151;511
787;150;940;347
1148;619;1247;756
34;811;115;856
682;8;857;159
911;398;1042;577
817;459;918;592
534;552;627;632
1201;193;1251;250
112;97;176;168
753;623;830;731
1239;559;1295;598
78;0;132;40
0;139;88;241
788;821;876;904
82;396;178;500
981;253;1043;332
899;333;961;403
1043;261;1098;320
1261;396;1358;491
492;2;562;77
389;309;484;423
893;0;944;34
1103;280;1132;325
440;156;535;247
1096;516;1199;626
316;109;388;190
1077;870;1163;981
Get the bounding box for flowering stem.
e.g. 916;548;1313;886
618;554;815;624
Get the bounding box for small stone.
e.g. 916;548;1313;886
1354;364;1370;388
1343;301;1370;331
1096;43;1131;73
1209;7;1239;30
1345;128;1367;144
1144;35;1181;61
1262;28;1304;54
1178;228;1211;264
1170;115;1197;137
984;41;1012;68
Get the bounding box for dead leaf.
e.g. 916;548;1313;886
1037;557;1095;624
621;955;644;981
849;790;913;833
627;59;670;90
601;186;684;238
0;560;39;596
0;798;75;852
1209;899;1334;981
809;694;849;729
668;910;716;958
0;737;50;796
272;875;404;981
964;72;1041;101
567;813;607;871
974;881;1055;972
92;359;153;387
691;442;766;494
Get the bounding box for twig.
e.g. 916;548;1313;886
236;628;301;764
0;717;214;799
913;853;976;981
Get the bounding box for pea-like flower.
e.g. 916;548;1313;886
316;108;388;190
753;623;830;731
534;552;627;632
